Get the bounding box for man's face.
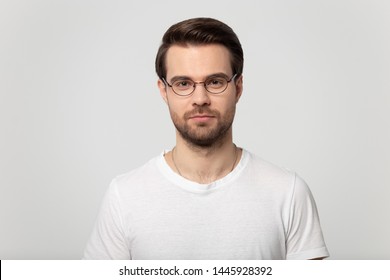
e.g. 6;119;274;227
158;44;243;147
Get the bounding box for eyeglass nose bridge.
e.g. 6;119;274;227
191;81;209;93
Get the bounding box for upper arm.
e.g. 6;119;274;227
83;181;130;259
285;174;329;260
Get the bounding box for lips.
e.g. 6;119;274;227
184;109;219;121
189;115;214;119
188;115;215;122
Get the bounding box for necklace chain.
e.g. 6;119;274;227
171;144;239;179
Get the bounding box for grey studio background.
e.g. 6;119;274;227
0;0;389;259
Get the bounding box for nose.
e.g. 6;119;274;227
191;82;211;106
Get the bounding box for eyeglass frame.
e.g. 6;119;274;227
162;73;238;96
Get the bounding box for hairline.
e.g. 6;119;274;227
163;42;235;80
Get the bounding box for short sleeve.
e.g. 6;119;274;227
83;180;130;259
285;174;329;260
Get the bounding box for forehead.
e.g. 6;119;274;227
165;44;232;79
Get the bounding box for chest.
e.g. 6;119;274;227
125;187;288;259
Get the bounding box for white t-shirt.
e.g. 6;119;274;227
83;149;329;260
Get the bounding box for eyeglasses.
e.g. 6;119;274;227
162;74;237;96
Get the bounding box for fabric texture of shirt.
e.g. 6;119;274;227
83;149;329;259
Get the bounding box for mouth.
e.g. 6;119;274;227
189;115;215;121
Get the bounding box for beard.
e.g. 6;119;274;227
169;106;236;148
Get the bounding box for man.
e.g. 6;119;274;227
84;17;329;260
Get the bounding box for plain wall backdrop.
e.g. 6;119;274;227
0;0;389;259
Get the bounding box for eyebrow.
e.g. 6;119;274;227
169;72;230;83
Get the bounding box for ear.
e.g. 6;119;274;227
234;75;243;103
158;79;168;104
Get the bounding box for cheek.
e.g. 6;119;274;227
167;101;185;120
219;98;237;113
169;100;180;109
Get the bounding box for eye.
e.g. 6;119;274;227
206;77;226;88
173;80;193;89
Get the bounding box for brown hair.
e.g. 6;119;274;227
155;17;244;79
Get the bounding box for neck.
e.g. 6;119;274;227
168;131;241;184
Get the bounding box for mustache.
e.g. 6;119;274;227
184;107;220;119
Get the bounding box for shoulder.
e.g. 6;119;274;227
245;150;297;185
110;154;164;196
243;150;312;199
